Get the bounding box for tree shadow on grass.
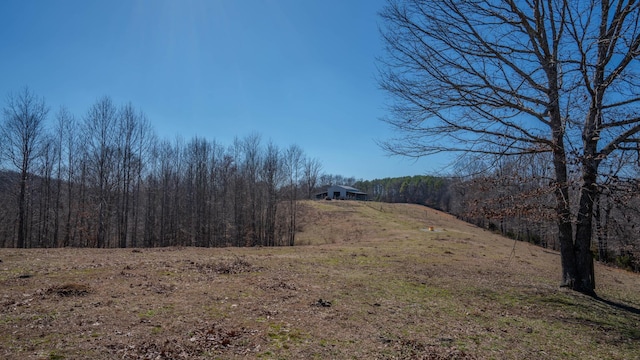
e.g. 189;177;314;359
593;295;640;316
539;290;640;343
588;295;640;343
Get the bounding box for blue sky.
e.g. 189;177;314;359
0;0;450;180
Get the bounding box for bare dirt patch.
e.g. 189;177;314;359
46;283;92;297
1;201;639;359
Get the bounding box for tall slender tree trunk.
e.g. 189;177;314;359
119;168;130;248
53;176;62;247
64;170;73;247
17;172;27;248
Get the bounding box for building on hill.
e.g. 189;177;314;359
315;185;368;201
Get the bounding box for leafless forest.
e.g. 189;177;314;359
0;90;358;249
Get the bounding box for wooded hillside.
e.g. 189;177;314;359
356;170;640;272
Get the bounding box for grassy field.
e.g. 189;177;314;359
1;200;639;359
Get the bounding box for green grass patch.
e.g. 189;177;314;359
267;322;305;350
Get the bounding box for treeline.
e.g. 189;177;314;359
0;88;338;248
354;175;449;209
355;156;640;272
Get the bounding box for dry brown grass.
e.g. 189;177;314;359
1;200;639;359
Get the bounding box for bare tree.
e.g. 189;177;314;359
115;103;153;248
145;138;182;247
303;157;323;199
184;136;213;246
261;142;282;246
378;0;640;294
34;134;56;247
242;133;262;246
1;87;49;248
283;144;304;246
54;106;78;247
83;96;118;248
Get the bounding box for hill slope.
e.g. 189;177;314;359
0;200;638;359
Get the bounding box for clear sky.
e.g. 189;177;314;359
0;0;450;180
